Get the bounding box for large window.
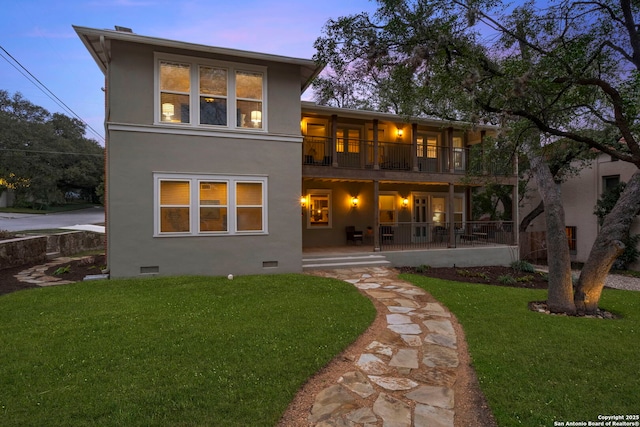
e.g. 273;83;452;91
157;55;265;130
155;173;267;236
417;135;439;159
307;190;331;228
379;193;397;224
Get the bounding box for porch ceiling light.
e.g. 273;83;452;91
351;196;359;208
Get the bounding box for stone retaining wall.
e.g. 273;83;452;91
0;231;104;271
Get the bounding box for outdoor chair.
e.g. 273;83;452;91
345;226;364;245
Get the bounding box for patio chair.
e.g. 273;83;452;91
345;226;364;245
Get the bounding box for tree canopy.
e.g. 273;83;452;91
0;90;104;208
314;0;640;314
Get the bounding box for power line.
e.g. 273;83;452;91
0;45;105;143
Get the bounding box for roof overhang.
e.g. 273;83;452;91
73;25;323;93
301;101;499;131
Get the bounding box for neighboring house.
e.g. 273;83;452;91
520;152;640;269
75;25;519;278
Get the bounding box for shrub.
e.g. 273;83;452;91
457;269;490;281
511;260;536;273
416;264;431;273
498;274;517;285
53;265;71;275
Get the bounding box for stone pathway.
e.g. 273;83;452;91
13;256;91;286
307;267;459;427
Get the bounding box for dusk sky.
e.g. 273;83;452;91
1;0;377;143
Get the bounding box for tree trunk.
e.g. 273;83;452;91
527;144;576;314
575;169;640;314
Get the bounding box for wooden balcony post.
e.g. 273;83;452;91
331;114;338;167
373;179;380;251
411;123;418;172
447;127;454;173
373;119;380;170
448;183;455;247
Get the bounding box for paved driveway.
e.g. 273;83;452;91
0;207;105;232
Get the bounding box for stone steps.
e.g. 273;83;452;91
302;253;391;270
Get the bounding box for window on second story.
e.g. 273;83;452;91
157;55;265;130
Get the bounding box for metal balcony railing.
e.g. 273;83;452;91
378;221;516;250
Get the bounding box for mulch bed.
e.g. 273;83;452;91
0;255;106;296
400;265;549;289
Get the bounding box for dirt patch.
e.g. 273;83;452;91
0;254;106;295
44;255;106;282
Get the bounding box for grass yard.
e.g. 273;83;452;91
0;274;375;427
402;274;640;427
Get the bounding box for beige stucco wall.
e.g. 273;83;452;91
522;154;640;268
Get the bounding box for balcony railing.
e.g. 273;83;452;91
302;136;513;175
378;221;516;250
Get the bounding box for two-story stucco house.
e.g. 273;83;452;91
75;25;519;278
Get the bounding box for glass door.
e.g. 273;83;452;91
412;193;429;242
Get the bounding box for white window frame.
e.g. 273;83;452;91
379;191;399;225
154;173;268;237
307;189;332;229
154;53;267;131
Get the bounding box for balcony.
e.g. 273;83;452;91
302;136;513;176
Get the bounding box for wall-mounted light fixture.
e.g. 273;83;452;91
351;196;359;208
402;197;409;209
397;128;404;138
162;103;174;121
300;196;307;208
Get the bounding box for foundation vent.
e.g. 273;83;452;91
140;266;159;274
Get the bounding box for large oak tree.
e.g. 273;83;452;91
315;0;640;314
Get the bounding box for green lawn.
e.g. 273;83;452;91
402;274;640;427
0;274;375;427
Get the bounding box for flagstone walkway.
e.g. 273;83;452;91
303;267;461;427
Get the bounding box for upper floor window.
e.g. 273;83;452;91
157;54;265;130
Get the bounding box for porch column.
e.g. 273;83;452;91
373;119;380;170
411;122;418;172
447;127;454;173
331;114;338;167
374;179;380;251
448;183;455;247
